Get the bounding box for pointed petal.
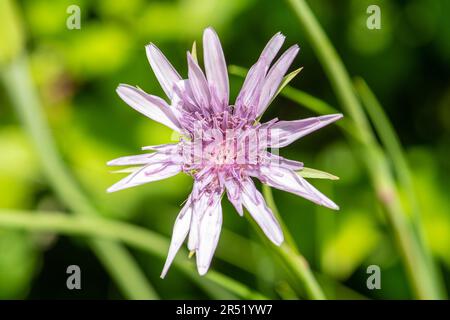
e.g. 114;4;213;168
262;152;304;171
107;152;172;166
196;193;223;275
160;200;192;278
188;181;210;251
108;145;180;166
256;45;300;118
268;114;343;148
188;195;208;251
241;179;284;245
145;44;181;99
259;32;286;65
259;165;339;210
234;32;285;116
203;27;229;106
107;162;181;192
224;178;243;216
235;57;267;116
141;143;179;152
171;79;198;111
116;84;181;132
188;210;200;251
187;52;211;109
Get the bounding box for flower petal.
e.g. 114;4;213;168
203;27;229;107
141;143;179;152
196;193;223;275
241;179;284;245
224;178;243;216
187;52;211;109
145;43;181;99
262;152;304;171
116;84;182;132
256;45;300;118
259;165;339;210
108;145;180;166
171;79;198;113
187;180;211;251
160;199;192;278
259;32;286;65
234;33;285;117
188;210;200;252
107;152;170;166
107;162;181;192
235;57;267;117
268;114;343;148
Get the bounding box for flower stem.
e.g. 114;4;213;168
0;209;267;299
0;55;158;300
262;185;326;300
285;0;443;299
354;77;446;298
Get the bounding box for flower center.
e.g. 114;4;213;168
180;109;269;174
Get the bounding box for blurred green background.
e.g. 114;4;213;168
0;0;449;299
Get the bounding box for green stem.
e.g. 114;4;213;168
220;229;366;299
276;243;325;300
0;55;158;299
261;185;326;300
353;78;425;237
0;210;267;299
285;0;442;299
285;0;373;143
279;74;436;299
354;78;446;298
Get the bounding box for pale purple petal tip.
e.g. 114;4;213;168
259;166;339;210
161;200;192;278
241;179;284;245
259;32;286;63
116;84;181;132
145;43;181;99
187;52;211;109
107;162;181;193
203;27;229;107
269;113;343;148
196;193;223;275
257;44;300;118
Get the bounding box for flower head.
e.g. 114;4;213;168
108;27;342;277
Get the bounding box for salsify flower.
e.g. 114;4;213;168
107;27;342;277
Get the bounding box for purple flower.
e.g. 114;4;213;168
108;27;342;277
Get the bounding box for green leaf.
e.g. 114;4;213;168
110;167;142;174
297;167;339;180
228;64;247;77
274;67;303;97
191;41;198;63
